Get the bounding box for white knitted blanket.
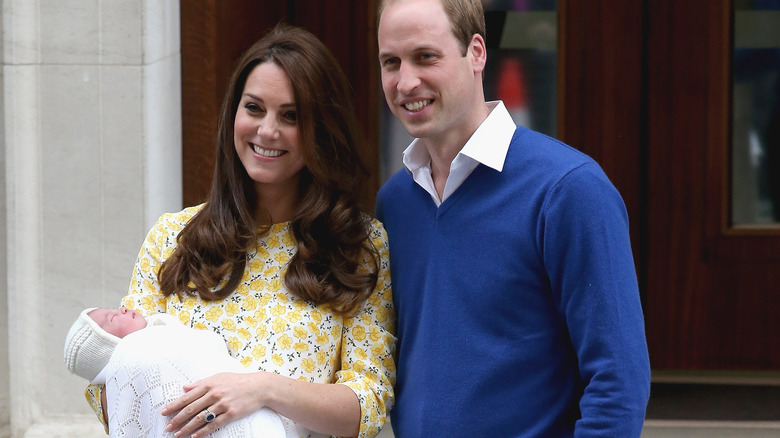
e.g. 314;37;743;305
103;314;292;437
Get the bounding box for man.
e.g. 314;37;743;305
374;0;651;436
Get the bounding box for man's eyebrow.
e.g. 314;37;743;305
380;44;440;57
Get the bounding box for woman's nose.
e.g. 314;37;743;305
257;118;279;138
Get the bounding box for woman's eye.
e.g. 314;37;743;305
284;111;297;123
244;102;262;112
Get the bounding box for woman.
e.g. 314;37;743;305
85;24;395;438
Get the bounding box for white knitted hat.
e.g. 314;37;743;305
64;308;121;381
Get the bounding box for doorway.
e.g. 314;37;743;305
180;0;780;371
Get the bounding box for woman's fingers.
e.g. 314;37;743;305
173;405;224;438
162;383;210;432
164;373;260;437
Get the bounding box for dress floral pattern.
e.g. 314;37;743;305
85;205;396;438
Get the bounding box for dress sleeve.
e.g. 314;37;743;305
121;211;185;314
335;221;397;438
84;384;109;434
83;210;188;430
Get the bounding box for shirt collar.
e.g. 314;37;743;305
460;101;516;171
402;101;516;173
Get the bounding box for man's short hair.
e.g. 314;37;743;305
378;0;486;56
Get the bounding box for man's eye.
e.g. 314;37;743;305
382;58;399;67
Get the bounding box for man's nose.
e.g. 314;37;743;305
397;64;421;94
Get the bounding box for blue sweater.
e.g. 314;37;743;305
376;127;650;437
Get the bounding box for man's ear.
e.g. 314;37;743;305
469;33;487;74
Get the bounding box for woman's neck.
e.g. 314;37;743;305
253;184;299;225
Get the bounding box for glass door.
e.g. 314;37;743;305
731;1;780;225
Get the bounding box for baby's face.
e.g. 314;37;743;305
89;307;147;338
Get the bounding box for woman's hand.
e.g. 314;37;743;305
161;372;265;438
161;370;361;438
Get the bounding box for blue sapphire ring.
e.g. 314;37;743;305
203;408;217;423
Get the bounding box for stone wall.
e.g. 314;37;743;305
1;1;182;436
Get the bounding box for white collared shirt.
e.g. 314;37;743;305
401;101;517;206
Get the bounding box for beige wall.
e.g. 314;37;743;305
1;4;9;435
1;1;182;437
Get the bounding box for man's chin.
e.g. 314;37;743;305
398;121;430;139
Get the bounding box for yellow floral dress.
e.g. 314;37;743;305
85;205;396;438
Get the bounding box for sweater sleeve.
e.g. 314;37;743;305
541;163;650;437
334;221;397;438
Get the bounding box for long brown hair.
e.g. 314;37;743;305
159;24;378;314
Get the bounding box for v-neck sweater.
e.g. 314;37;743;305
376;126;650;437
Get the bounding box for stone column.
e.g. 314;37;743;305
2;1;182;437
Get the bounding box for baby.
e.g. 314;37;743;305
64;307;292;437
